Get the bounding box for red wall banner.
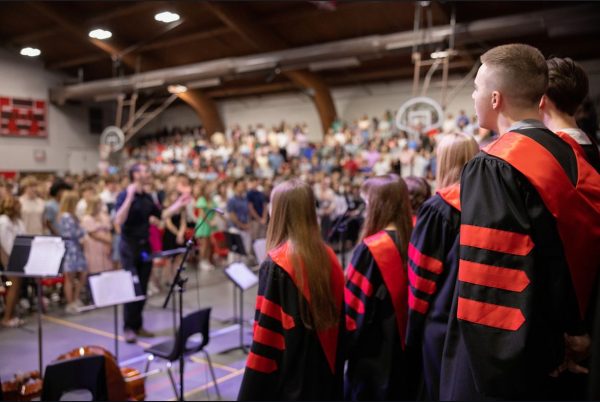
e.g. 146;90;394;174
0;96;47;138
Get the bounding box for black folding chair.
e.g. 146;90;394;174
144;307;221;399
41;355;107;401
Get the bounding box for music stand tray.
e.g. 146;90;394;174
5;236;66;376
225;232;247;256
81;271;145;362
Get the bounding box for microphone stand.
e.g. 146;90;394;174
162;209;217;402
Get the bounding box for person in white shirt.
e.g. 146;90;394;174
442;113;457;134
0;196;26;327
18;176;45;236
99;176;120;215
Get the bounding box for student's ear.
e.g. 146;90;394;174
491;91;502;110
539;94;547;111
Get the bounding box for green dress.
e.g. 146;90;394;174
195;196;216;238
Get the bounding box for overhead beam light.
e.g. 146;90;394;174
134;79;166;90
309;57;360;71
155;11;180;23
186;78;221;89
20;47;41;57
88;28;112;40
430;49;458;59
167;84;187;94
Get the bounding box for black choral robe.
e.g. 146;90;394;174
440;127;600;400
344;230;413;400
406;183;460;400
237;241;345;401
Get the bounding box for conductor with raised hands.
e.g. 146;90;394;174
114;163;191;344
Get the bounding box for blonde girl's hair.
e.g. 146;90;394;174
85;196;103;216
436;132;479;189
266;179;338;331
59;190;80;216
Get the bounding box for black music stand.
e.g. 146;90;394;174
79;270;145;362
6;235;65;375
146;247;187;336
217;232;257;354
221;262;258;354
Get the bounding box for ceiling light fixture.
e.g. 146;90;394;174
430;49;458;59
167;84;187;94
20;47;41;57
155;11;180;23
88;28;112;40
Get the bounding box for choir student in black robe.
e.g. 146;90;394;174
406;132;478;400
237;179;345;401
440;44;600;400
540;57;600;172
344;174;414;400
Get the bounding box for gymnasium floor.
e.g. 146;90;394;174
0;267;256;401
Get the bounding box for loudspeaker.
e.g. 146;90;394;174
89;107;104;134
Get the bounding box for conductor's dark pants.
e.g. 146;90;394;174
119;236;152;331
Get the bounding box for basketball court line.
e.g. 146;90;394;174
167;368;246;401
42;314;240;373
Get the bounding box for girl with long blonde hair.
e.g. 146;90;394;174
58;190;88;314
238;179;345;400
345;174;414;400
406;131;478;400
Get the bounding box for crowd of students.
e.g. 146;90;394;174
237;46;600;401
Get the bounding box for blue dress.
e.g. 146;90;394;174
58;213;87;273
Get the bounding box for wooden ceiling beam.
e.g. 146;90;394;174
203;2;287;51
47;53;110;70
45;26;232;70
204;2;337;134
28;2;165;72
9;2;161;45
41;2;363;71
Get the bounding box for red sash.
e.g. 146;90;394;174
555;130;587;159
437;183;461;212
484;131;600;317
268;241;344;373
363;231;408;349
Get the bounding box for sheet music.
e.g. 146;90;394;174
23;236;65;276
225;262;259;291
89;270;137;307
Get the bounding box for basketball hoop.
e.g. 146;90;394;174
396;96;444;140
99;126;125;159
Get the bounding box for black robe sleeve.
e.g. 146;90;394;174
406;194;460;400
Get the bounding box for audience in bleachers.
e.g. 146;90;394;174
0;111;479;323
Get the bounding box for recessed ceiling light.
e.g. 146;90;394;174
155;11;180;23
88;28;112;40
167;84;187;94
20;47;41;57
